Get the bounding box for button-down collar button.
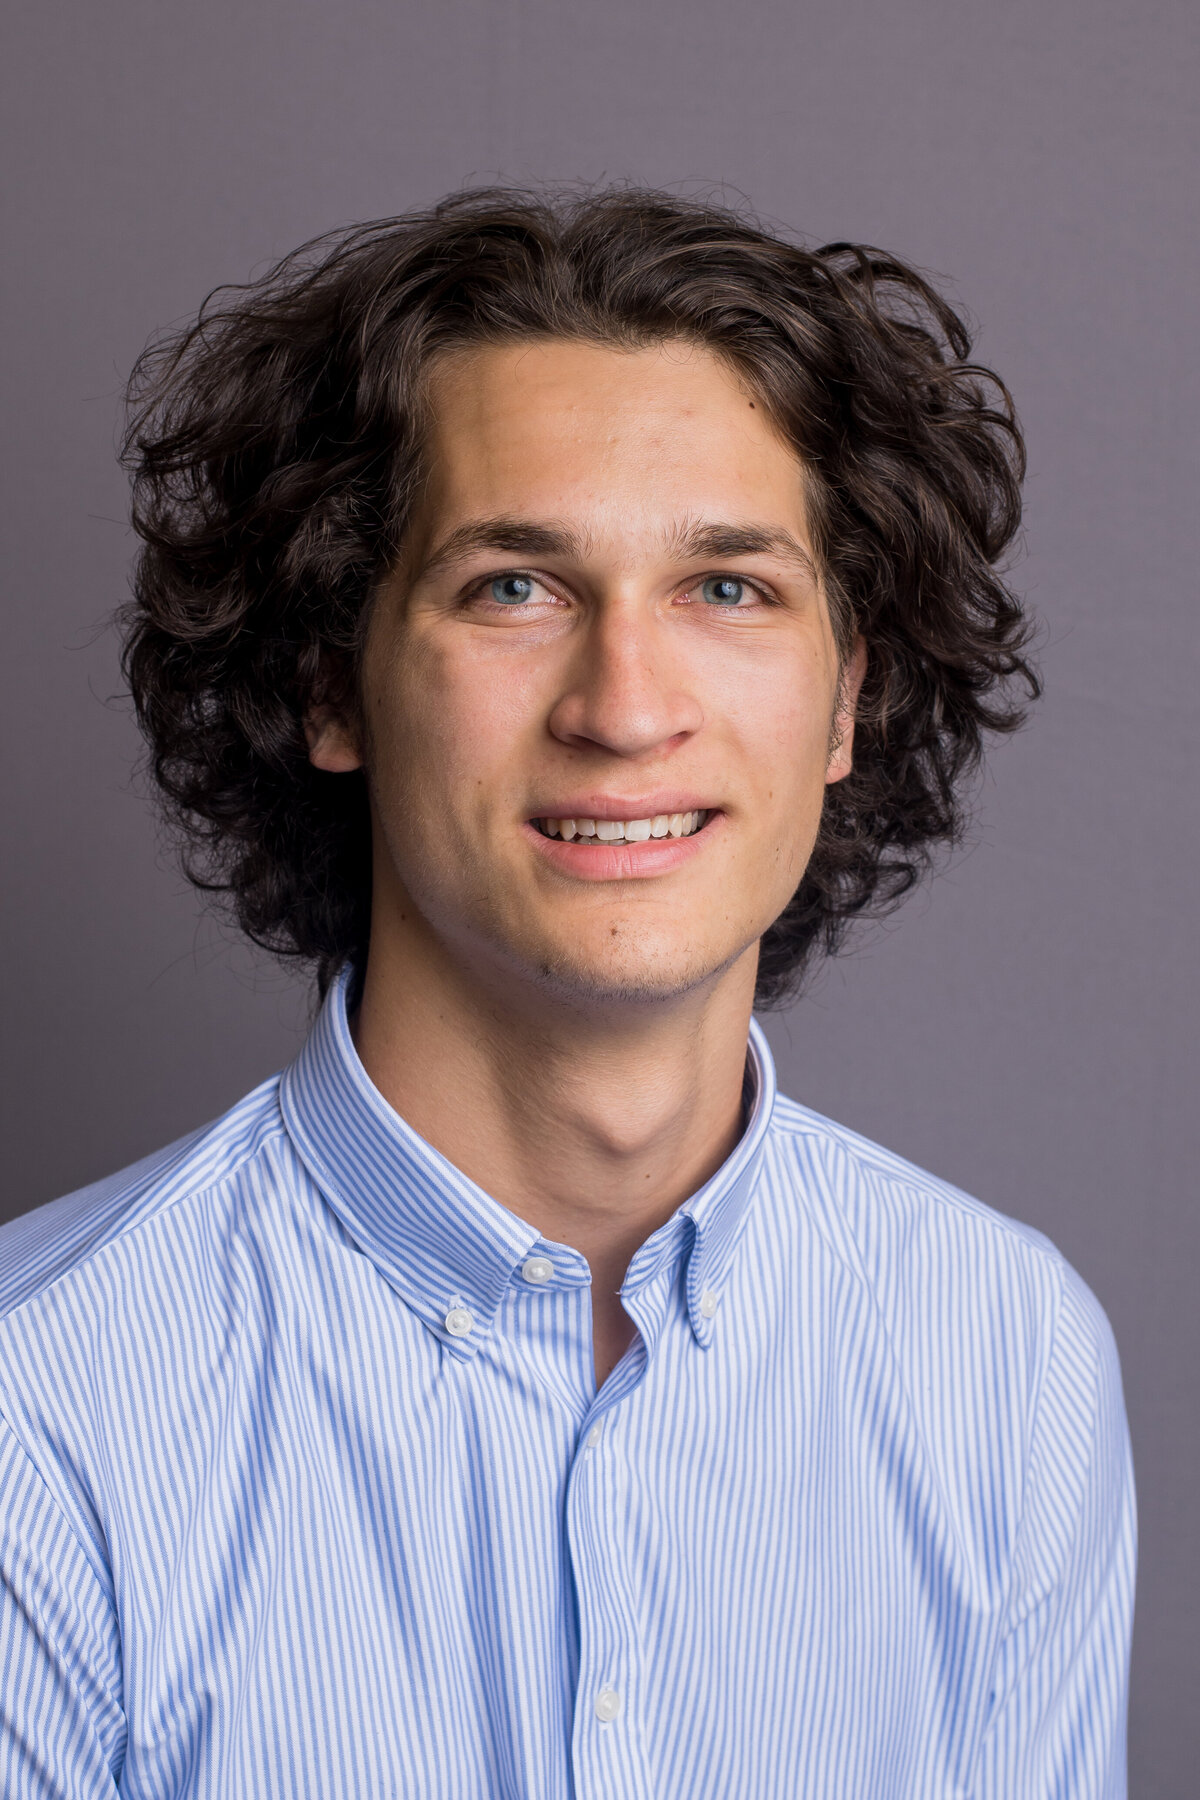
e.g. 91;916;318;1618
699;1289;720;1319
444;1306;474;1338
585;1422;603;1449
594;1686;622;1722
521;1256;553;1285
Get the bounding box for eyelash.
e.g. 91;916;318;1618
463;571;562;609
682;576;774;609
463;570;776;609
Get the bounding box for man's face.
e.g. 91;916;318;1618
312;337;864;1010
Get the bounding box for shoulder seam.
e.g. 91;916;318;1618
0;1400;119;1646
0;1112;292;1328
768;1099;1065;1268
993;1260;1069;1638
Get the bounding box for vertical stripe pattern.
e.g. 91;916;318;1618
0;970;1135;1797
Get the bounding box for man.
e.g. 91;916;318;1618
0;190;1134;1797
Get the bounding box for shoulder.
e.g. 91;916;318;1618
0;1074;289;1324
766;1086;1066;1262
760;1093;1131;1578
0;1075;302;1574
762;1090;1119;1394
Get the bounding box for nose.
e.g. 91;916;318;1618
546;599;703;759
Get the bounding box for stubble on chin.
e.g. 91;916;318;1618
514;919;759;1014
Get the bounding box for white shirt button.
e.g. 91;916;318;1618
594;1686;622;1722
444;1306;474;1338
585;1423;603;1449
521;1256;553;1285
699;1289;720;1319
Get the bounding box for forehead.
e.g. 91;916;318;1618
418;338;813;545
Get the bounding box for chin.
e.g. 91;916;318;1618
519;929;750;1011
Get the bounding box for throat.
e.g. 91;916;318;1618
350;926;755;1296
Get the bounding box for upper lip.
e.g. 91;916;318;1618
527;795;719;821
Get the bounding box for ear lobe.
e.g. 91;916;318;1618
825;635;868;786
304;706;363;773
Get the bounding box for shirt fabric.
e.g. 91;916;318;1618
0;971;1135;1799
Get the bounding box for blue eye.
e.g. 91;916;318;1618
701;577;746;606
490;575;535;605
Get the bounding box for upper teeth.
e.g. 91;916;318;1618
539;811;707;841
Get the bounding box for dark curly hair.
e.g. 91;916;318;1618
120;185;1037;1006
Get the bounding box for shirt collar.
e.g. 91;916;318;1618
280;967;777;1359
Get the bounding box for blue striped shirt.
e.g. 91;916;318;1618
0;971;1135;1797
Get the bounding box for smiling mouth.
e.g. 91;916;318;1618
534;810;710;844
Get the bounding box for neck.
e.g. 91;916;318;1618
351;918;756;1379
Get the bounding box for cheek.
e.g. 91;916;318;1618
367;631;546;817
715;654;835;815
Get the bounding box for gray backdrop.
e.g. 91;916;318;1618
3;0;1196;1788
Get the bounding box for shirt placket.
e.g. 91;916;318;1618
565;1258;681;1800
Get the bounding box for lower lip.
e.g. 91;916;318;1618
525;814;721;880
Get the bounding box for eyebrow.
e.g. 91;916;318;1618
666;520;819;584
414;515;820;585
414;519;582;582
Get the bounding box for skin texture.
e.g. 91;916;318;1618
308;338;866;1383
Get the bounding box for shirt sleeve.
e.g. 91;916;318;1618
0;1411;125;1798
973;1265;1137;1800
